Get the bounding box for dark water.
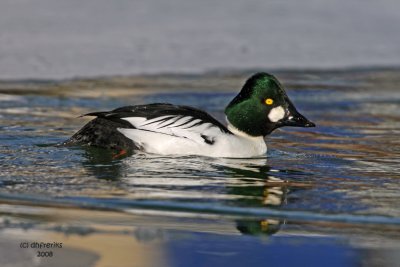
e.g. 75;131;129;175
1;69;400;266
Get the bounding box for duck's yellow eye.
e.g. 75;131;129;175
265;98;274;105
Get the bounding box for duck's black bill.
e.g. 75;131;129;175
281;114;315;127
278;97;316;128
282;114;315;127
277;96;316;128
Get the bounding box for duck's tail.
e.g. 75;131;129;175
61;117;138;152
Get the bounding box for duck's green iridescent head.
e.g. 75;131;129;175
225;72;315;137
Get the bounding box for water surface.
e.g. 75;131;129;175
1;69;399;266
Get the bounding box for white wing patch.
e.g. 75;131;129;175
119;115;223;146
115;114;266;157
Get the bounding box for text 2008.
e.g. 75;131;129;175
37;251;53;257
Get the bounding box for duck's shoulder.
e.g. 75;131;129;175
85;103;231;134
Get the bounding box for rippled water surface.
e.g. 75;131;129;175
1;69;400;266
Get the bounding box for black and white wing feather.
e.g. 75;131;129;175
84;103;231;146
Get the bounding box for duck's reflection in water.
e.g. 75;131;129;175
235;175;287;235
80;148;307;236
213;158;288;236
80;147;130;180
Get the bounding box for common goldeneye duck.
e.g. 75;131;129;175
64;72;315;158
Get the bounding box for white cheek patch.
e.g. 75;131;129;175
268;106;286;122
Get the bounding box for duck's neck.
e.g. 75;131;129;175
226;119;265;141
